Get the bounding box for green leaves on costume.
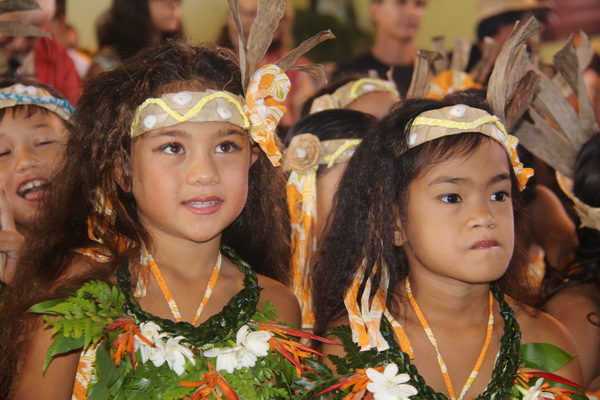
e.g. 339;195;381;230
520;343;575;372
28;280;125;370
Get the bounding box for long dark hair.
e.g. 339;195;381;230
544;133;600;312
0;40;290;395
312;96;530;337
97;0;183;60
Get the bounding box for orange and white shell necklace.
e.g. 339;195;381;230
405;278;494;400
141;247;222;326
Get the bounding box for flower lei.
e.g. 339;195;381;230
29;246;331;400
298;285;588;400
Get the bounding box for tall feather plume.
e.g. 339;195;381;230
487;17;541;130
227;0;334;92
514;32;599;177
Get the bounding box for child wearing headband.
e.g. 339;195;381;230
0;79;73;283
0;41;332;399
308;96;586;399
283;109;375;330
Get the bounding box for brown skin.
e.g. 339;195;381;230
546;285;600;390
12;254;300;400
321;294;582;398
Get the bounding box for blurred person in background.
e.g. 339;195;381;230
86;0;183;79
331;0;428;98
0;0;81;104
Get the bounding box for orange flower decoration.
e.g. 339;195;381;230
244;64;290;167
104;317;153;369
181;364;239;400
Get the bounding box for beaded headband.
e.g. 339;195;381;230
409;104;533;190
284;134;361;329
0;83;74;120
309;78;399;114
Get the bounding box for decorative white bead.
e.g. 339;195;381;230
172;91;192;106
143;115;158;129
13;84;26;94
296;148;308;159
25;85;37;96
449;104;468;117
216;106;232;120
492;126;506;141
362;83;376;91
408;132;418;146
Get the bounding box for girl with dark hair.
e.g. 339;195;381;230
545;132;600;392
86;0;183;79
0;40;319;399
283;109;376;330
308;97;586;399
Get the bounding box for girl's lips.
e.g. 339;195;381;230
182;196;223;215
17;178;49;202
470;240;499;250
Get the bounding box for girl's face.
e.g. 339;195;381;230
148;0;181;34
400;139;515;285
129;121;255;246
0;109;68;229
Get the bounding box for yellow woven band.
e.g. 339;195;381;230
130;90;250;137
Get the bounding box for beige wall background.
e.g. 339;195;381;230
67;0;595;64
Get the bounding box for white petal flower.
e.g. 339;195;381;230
520;379;556;400
148;340;167;368
236;347;258;369
204;346;242;374
163;336;195;375
366;363;418;400
216;347;241;374
138;321;164;343
236;325;273;358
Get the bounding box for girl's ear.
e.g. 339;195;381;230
393;219;407;246
114;155;132;193
250;145;260;165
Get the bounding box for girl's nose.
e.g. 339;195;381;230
14;147;40;173
468;202;497;229
187;154;219;186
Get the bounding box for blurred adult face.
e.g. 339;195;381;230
148;0;181;33
370;0;428;42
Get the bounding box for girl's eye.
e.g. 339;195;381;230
0;149;10;158
159;142;184;154
439;193;462;204
215;141;242;154
491;191;510;202
36;140;55;147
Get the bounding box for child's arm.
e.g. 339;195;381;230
0;184;23;284
257;275;302;328
546;287;600;388
12;320;80;400
519;305;584;383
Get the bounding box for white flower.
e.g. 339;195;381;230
134;321;167;365
204;346;241;374
518;378;556;400
162;336;195;375
236;325;273;357
138;321;164;342
366;363;418;400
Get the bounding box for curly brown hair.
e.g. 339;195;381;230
0;40;290;396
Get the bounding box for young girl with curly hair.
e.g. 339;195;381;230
0;39;318;399
309;95;586;399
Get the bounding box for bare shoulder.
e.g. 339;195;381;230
256;274;301;328
509;297;583;383
319;313;350;373
12;319;80;399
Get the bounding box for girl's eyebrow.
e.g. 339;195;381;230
428;173;510;187
216;128;247;139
